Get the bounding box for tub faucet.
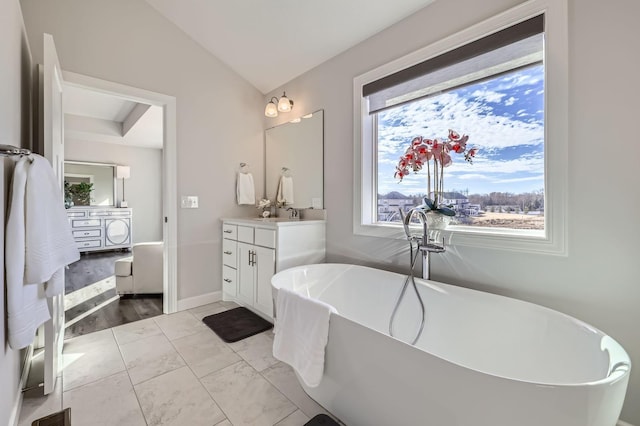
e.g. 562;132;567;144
399;207;445;280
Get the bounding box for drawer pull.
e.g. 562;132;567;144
84;232;90;235
223;278;232;283
224;251;232;255
224;229;233;233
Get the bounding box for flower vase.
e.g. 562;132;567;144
426;211;451;230
262;210;271;218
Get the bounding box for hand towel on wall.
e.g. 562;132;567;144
25;155;80;297
276;175;294;205
237;172;256;205
6;157;52;349
272;287;337;387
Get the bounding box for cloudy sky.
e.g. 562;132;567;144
377;65;544;196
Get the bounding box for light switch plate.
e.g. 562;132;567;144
181;195;199;208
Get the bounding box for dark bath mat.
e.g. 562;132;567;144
304;414;340;426
202;307;272;343
32;407;71;426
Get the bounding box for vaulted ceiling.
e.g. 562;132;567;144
145;0;435;94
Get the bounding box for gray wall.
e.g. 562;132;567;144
20;0;266;301
263;0;640;424
65;139;163;244
0;0;32;423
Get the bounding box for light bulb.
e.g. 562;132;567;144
277;93;292;112
264;101;278;117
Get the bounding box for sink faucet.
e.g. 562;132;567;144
286;207;299;219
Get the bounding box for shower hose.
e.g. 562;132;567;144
388;237;427;345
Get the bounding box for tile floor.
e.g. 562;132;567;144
19;301;333;426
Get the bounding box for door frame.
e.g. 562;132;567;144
62;70;178;314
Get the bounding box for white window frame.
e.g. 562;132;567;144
353;0;568;256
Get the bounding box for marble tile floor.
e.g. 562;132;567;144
19;301;335;426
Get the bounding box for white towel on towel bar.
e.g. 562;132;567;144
276;175;294;205
236;172;256;205
25;155;79;296
6;157;51;349
273;287;337;387
6;155;79;349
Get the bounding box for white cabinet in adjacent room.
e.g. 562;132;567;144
67;208;132;252
221;218;326;321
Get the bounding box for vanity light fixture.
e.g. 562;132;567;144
264;91;294;117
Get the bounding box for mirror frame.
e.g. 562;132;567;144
264;109;324;209
64;160;118;207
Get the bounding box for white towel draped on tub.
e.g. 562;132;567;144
6;155;80;349
236;172;256;205
273;287;337;387
276;175;294;205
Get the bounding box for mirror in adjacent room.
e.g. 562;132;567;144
64;161;116;207
265;110;324;209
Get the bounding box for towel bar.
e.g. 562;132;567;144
0;144;31;157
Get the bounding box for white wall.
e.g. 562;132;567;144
20;0;265;301
65;139;163;244
0;0;32;423
264;0;640;424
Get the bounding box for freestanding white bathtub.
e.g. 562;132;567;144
271;263;630;426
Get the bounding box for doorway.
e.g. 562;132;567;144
61;71;178;336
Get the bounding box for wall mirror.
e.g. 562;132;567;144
64;161;117;207
265;110;324;209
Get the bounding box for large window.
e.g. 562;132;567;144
376;63;545;231
354;1;568;255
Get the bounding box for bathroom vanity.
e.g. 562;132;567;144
221;218;325;320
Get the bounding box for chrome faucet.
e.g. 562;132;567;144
399;207;445;280
286;207;299;219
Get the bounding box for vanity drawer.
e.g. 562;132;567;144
75;240;101;249
222;239;237;268
222;224;237;240
255;228;276;248
72;219;101;228
73;229;101;238
66;210;86;218
89;209;131;217
237;226;254;244
222;265;237;296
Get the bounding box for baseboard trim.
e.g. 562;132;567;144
177;291;222;311
10;343;34;426
618;421;635;426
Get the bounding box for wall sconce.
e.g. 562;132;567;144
264;92;294;117
116;165;131;208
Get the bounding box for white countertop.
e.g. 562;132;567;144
221;217;326;228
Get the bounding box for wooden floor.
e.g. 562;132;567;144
65;292;163;340
64;251;163;340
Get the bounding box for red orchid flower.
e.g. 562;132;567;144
439;152;453;167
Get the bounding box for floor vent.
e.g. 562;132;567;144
31;407;71;426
